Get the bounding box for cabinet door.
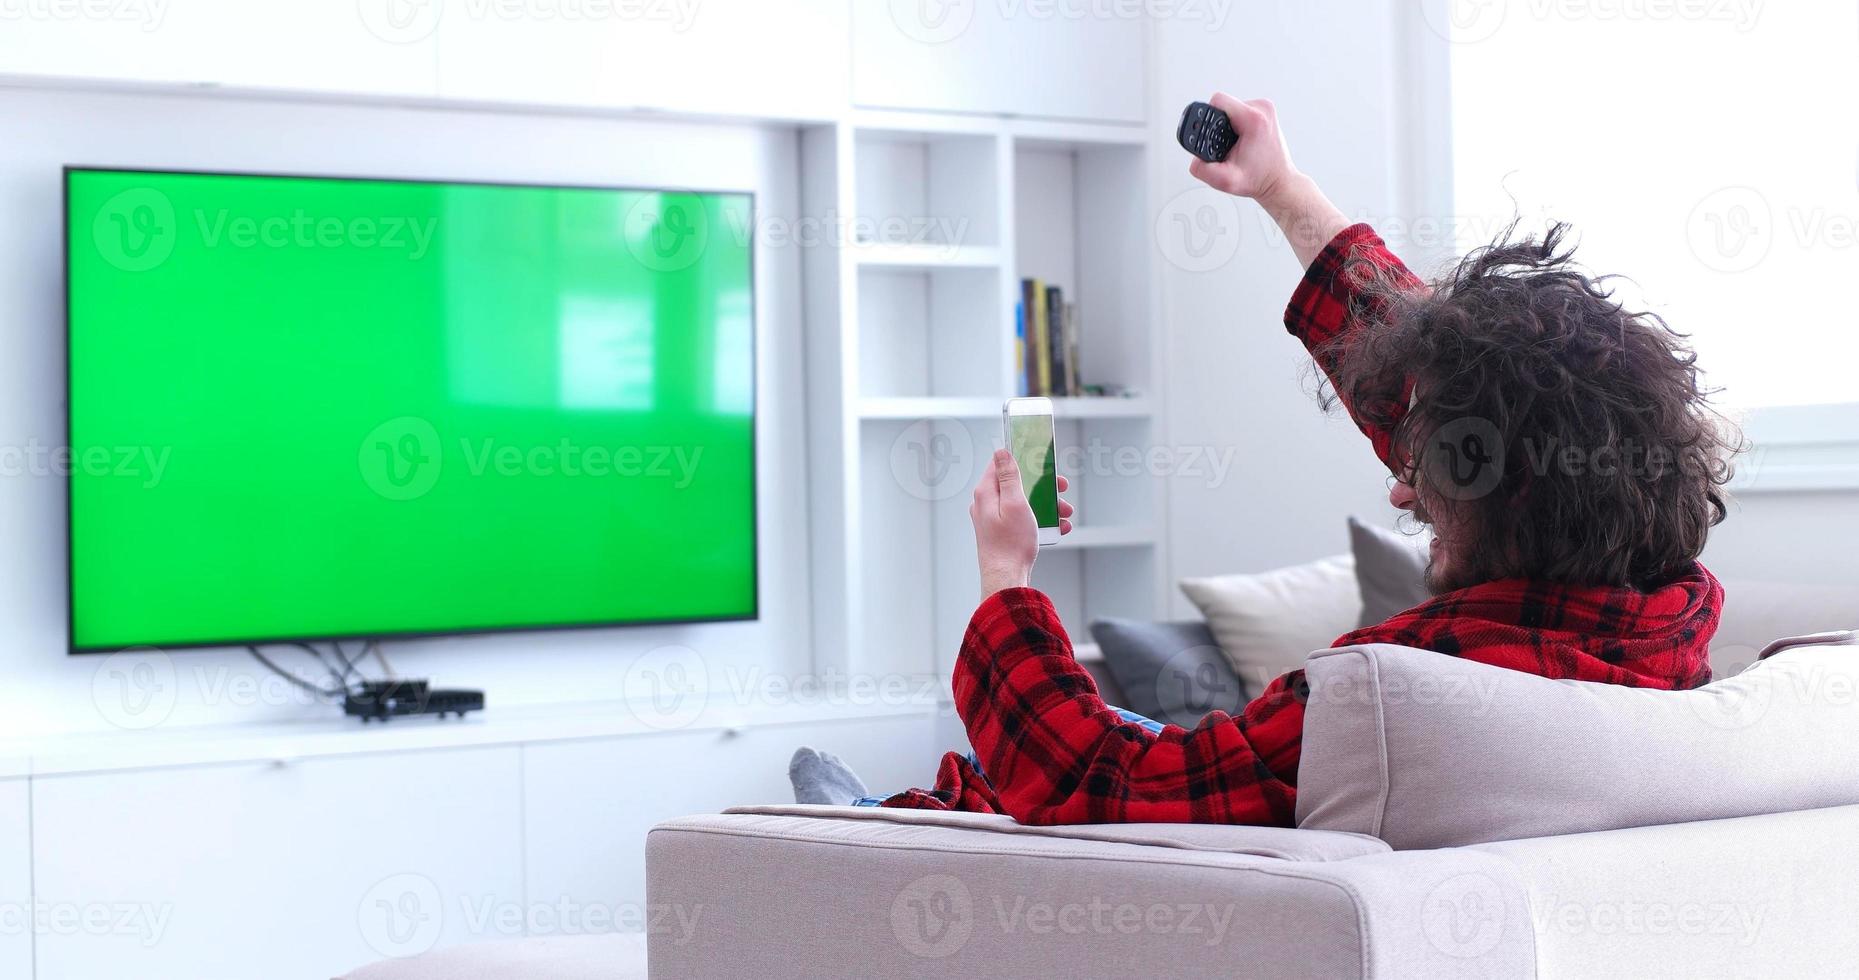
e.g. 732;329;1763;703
30;747;524;980
0;0;439;96
522;712;936;925
852;3;1145;122
435;0;848;120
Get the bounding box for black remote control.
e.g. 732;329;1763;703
1176;101;1238;163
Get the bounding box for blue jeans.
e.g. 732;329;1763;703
852;706;1165;806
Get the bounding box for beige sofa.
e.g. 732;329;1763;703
342;584;1856;979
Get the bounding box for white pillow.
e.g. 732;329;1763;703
1178;555;1359;691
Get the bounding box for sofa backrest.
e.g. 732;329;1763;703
1294;633;1859;849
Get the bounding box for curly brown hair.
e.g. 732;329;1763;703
1324;222;1742;591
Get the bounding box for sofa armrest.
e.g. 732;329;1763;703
646;809;1535;979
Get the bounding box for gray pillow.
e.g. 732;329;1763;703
1087;618;1251;728
1347;516;1430;627
1295;634;1859;849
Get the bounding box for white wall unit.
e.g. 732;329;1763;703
810;114;1161;692
0;779;30;979
851;4;1146;122
433;0;847;120
30;747;525;980
0;0;440;96
521;713;934;921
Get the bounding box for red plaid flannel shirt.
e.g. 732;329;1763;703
883;224;1722;825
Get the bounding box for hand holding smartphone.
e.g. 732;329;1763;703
1004;397;1062;546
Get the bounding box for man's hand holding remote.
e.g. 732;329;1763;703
1186;93;1351;270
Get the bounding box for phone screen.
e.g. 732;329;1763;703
1006;412;1060;529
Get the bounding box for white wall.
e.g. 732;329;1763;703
1151;3;1419;614
0;84;816;737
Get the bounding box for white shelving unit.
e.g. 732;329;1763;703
803;114;1167;686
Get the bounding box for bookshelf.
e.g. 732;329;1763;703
801;114;1165;688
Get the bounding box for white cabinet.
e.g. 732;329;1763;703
0;780;29;980
29;747;524;980
434;0;848;120
851;4;1145;122
0;0;440;96
522;713;935;920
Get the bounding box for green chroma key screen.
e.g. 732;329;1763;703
67;168;756;651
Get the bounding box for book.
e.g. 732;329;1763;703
1032;278;1050;395
1020;279;1039;396
1018;299;1033;394
1063;301;1081;396
1045;285;1068;397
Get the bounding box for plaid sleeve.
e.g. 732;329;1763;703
951;587;1304;826
1284;223;1426;473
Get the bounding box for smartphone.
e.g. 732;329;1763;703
1003;397;1062;546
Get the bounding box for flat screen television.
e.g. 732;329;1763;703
66;168;756;652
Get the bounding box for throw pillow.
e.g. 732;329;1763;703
1087;618;1251;728
1178;555;1359;691
1347;516;1431;627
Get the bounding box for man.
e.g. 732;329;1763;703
791;94;1736;826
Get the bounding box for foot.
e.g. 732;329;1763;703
788;747;870;806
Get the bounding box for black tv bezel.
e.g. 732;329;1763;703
64;165;760;654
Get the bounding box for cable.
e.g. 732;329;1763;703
372;640;398;679
247;645;345;700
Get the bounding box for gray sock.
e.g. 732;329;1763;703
789;747;870;805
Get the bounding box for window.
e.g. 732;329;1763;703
1445;1;1859;411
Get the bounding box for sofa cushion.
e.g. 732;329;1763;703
1087;617;1250;727
1178;554;1358;691
1295;634;1859;849
723;804;1389;862
1347;516;1430;627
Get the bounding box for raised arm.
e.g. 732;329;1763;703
1189;93;1427;473
1186;94;1350;270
